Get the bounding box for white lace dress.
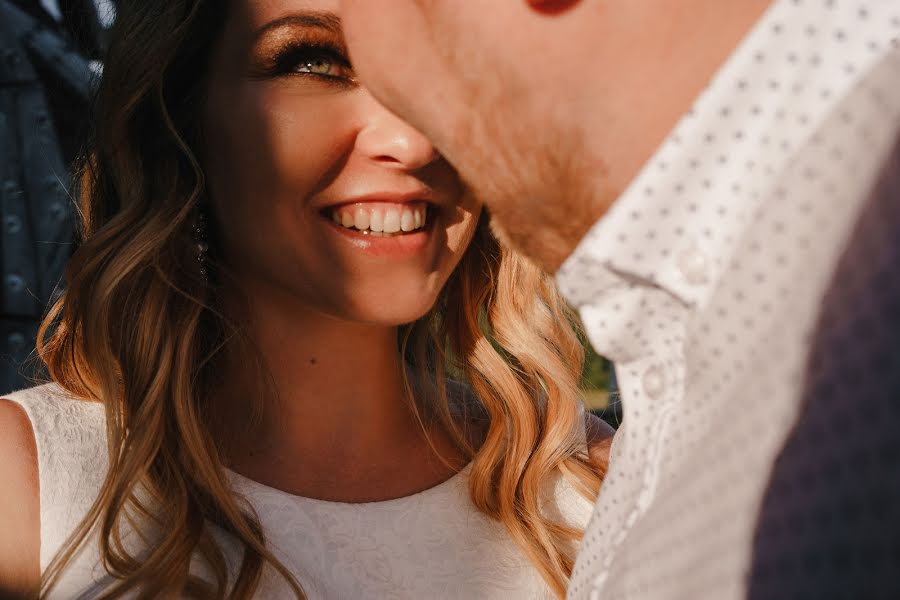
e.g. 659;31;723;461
6;383;594;599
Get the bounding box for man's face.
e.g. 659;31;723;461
340;0;614;268
340;0;774;271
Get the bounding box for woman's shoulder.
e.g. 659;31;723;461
5;382;105;454
0;396;41;594
4;381;103;415
2;381;108;470
1;383;109;571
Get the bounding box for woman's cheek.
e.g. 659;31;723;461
255;95;360;189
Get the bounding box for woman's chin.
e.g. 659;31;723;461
319;290;439;329
348;303;436;328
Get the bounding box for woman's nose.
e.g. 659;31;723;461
354;95;441;171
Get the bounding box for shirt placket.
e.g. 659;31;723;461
575;283;689;597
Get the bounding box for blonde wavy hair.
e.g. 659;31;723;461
36;1;605;598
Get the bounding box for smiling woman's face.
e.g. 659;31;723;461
203;0;481;326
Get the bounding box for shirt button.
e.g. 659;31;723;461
677;247;710;285
35;112;52;134
642;365;667;399
7;332;25;353
2;49;23;69
44;177;64;196
49;202;67;222
5;274;24;293
5;215;21;234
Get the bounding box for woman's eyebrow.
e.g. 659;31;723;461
252;11;343;39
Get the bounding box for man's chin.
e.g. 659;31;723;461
486;205;583;274
486;213;539;269
486;214;512;250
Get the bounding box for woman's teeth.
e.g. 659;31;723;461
330;203;428;236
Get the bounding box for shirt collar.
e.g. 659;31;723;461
557;0;900;311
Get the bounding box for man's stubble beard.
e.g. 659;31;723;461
456;101;607;273
434;17;608;272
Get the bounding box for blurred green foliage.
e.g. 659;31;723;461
581;344;609;391
576;323;612;411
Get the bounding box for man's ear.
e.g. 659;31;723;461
525;0;582;16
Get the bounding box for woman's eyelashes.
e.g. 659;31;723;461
269;42;356;84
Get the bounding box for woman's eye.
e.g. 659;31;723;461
274;46;355;82
296;57;336;76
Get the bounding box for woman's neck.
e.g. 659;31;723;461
211;285;466;500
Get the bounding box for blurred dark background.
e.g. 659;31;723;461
0;0;112;394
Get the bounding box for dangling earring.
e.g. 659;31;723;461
192;208;210;281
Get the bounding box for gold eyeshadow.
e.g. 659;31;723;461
251;24;347;72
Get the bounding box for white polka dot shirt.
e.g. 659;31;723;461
556;1;900;599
